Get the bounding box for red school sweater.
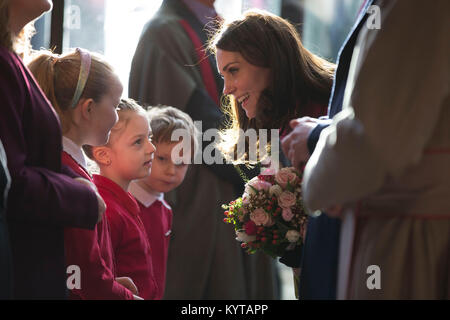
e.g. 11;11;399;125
62;152;134;300
93;175;158;300
129;182;173;299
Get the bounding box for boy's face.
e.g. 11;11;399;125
141;141;189;193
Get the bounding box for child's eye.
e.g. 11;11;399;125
229;68;238;75
157;156;166;161
134;139;142;145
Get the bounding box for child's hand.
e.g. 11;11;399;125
74;177;106;223
116;276;139;295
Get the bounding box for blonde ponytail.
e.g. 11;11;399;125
28;49;119;133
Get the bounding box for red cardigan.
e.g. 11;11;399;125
62;152;134;299
136;197;172;299
93;175;158;300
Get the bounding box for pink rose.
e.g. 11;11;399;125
250;208;274;226
275;168;298;188
245;177;272;195
281;207;294;222
278;191;296;208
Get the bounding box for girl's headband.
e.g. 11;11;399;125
69;48;92;108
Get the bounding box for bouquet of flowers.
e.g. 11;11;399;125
222;167;308;259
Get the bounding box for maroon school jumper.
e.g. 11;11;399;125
0;46;98;298
62;151;134;299
93;175;158;299
129;181;173;299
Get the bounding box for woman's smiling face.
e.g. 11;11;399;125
216;49;271;119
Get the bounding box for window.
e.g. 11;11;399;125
59;0;162;96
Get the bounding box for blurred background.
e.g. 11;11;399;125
32;0;364;97
31;0;364;299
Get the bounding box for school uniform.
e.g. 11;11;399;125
129;181;173;300
0;45;98;299
62;137;134;299
93;175;158;299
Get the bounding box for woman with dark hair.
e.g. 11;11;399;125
209;9;334;163
209;9;334;276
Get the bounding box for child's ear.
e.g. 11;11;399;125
79;98;95;120
92;146;112;166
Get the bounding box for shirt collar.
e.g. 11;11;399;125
181;0;217;26
129;180;167;208
62;136;87;169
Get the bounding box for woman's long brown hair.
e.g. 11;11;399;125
208;10;335;164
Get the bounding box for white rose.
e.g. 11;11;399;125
269;185;282;197
285;230;301;243
235;230;257;242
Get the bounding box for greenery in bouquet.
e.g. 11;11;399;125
222;167;308;259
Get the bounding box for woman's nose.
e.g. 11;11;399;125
222;79;235;95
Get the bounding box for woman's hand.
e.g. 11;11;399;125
116;276;139;295
74;177;105;223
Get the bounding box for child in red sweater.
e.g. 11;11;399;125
129;106;197;299
28;49;139;299
88;99;158;299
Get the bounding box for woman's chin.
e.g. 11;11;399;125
243;107;256;119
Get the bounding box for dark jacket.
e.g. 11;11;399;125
0;139;12;299
299;0;374;300
0;46;99;299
